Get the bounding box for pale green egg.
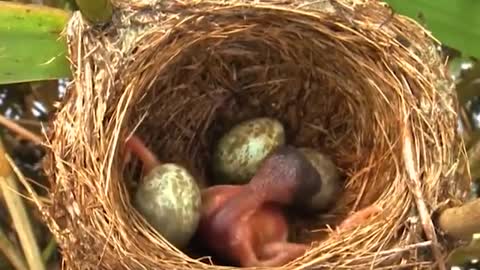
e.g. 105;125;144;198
212;117;286;185
134;164;201;248
299;148;342;212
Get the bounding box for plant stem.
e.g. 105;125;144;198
41;237;57;263
437;198;480;241
0;226;28;270
0;115;43;145
0;139;46;270
75;0;112;23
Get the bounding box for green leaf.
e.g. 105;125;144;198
384;0;480;59
0;2;71;84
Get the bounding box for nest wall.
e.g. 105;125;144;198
41;0;469;269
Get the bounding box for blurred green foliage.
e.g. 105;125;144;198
0;2;71;84
2;0;480;84
448;233;480;265
384;0;480;59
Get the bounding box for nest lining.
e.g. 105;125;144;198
40;0;470;269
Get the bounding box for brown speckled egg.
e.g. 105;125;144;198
134;163;201;248
213;117;286;185
299;148;342;212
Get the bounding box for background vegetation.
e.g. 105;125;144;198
0;0;479;269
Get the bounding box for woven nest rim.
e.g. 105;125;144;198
40;0;469;269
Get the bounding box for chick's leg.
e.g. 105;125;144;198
231;231;261;267
256;242;309;267
337;205;382;232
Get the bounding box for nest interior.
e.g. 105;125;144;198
41;0;470;269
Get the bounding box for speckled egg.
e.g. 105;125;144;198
299;148;342;212
134;163;201;248
212;117;286;185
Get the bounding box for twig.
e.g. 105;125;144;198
467;135;480;180
6;155;44;219
459;107;473;140
0;139;46;270
0;226;28;270
12;119;44;137
374;241;432;256
344;241;432;265
14;119;42;128
401;116;446;270
0;115;43;145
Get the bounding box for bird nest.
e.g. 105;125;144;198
37;0;470;269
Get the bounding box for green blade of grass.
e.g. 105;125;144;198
384;0;480;59
0;2;72;84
